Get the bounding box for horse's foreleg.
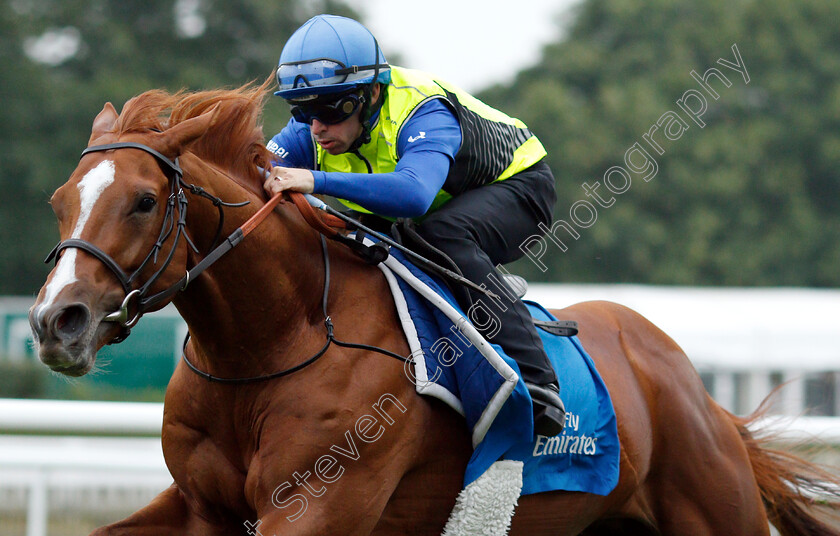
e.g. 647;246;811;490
89;484;241;536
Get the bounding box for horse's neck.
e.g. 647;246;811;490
172;157;326;372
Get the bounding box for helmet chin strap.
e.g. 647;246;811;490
347;95;371;152
347;39;384;154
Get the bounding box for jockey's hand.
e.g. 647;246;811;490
263;166;314;198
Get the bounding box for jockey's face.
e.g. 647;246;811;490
309;84;381;155
310;112;363;155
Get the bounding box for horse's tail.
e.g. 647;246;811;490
730;407;840;536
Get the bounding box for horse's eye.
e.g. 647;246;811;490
137;196;157;213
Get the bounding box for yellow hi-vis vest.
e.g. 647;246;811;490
317;66;547;215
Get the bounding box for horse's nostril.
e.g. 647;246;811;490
51;304;91;340
29;308;46;341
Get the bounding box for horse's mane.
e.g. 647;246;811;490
113;78;275;195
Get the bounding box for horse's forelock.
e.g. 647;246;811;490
112;80;274;196
114;90;177;135
169;80;274;195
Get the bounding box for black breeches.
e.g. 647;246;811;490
415;160;558;385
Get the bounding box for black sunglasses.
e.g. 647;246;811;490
290;92;365;125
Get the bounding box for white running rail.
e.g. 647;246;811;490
0;399;838;536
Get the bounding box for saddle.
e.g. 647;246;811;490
288;192;579;334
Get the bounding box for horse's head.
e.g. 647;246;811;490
29;99;220;376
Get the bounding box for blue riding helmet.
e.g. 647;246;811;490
275;15;391;101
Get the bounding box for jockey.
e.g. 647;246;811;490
264;14;566;437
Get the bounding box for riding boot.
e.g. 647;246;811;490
411;161;566;437
527;381;566;437
404;226;567;436
477;279;566;437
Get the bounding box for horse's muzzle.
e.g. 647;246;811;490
29;301;97;376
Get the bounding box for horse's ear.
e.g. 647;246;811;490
89;102;118;144
158;103;221;157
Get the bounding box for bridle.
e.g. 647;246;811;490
45;142;249;343
44;140;407;382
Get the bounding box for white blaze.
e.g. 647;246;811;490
37;160;116;318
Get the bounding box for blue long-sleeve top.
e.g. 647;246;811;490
266;99;462;218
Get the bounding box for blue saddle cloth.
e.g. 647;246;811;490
376;246;619;496
505;302;620;496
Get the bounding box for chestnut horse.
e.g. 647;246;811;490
30;82;839;536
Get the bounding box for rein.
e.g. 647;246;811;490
46;142;269;342
46;140;406;382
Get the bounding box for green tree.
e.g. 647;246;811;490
1;0;357;294
482;0;840;286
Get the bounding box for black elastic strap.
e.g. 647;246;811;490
180;235;409;384
334;63;389;75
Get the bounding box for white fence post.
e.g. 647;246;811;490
26;470;47;536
